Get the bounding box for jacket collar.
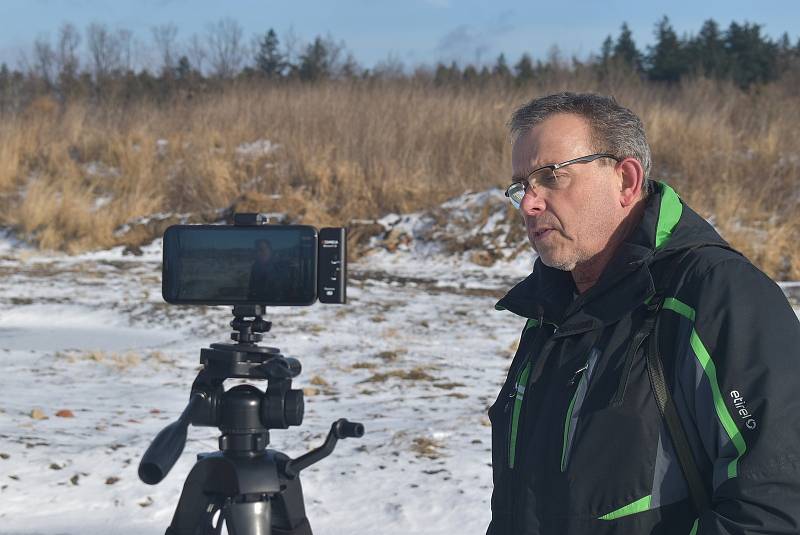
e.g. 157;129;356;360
495;182;687;333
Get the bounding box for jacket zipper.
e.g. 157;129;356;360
506;312;552;469
507;361;531;468
560;361;589;472
611;320;651;406
508;326;559;531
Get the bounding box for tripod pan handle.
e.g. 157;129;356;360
335;419;365;439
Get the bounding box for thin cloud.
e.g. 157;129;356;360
435;15;516;65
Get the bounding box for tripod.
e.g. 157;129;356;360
139;305;364;535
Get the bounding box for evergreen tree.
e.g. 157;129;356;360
492;53;511;79
434;61;460;85
600;35;614;64
255;29;285;78
688;19;727;77
175;56;192;81
613;23;642;71
298;37;331;81
724;22;778;88
338;53;362;79
514;53;534;82
776;31;796;75
595;35;614;78
462;64;479;84
0;62;9;106
647;16;687;82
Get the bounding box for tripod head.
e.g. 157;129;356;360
138;305;363;488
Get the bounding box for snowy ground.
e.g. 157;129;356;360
0;203;798;535
0;227;534;535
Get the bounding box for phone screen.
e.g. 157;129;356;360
162;225;318;305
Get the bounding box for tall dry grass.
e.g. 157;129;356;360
0;77;798;278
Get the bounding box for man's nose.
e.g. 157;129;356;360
519;186;546;215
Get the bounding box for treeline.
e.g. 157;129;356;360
437;17;799;89
1;15;798;109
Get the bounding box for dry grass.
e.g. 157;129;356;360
411;436;445;459
1;77;798;277
359;366;437;383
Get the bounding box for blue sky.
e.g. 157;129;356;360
1;0;799;69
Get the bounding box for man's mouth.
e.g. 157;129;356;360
532;228;555;239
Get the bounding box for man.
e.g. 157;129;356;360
248;238;287;302
488;92;800;534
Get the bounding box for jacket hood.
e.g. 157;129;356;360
495;181;730;329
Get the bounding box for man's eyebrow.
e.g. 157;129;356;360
511;163;554;181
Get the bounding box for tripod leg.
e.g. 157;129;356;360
166;462;224;535
224;499;272;535
269;477;312;535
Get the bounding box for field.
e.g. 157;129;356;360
0;75;798;279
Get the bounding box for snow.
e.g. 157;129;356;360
0;224;523;534
235;139;281;159
84;162;120;180
0;189;797;534
156;139;169;156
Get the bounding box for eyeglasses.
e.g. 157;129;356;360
504;153;619;209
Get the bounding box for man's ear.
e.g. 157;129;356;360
618;158;645;207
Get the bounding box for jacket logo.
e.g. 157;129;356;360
730;390;757;430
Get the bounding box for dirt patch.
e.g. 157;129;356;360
359;366;436;383
411;437;445;459
432;382;465;390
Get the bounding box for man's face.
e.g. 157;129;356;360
511;113;623;271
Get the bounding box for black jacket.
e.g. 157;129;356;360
488;182;800;534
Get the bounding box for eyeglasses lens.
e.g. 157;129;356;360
506;183;525;209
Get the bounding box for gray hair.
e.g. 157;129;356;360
508;92;652;190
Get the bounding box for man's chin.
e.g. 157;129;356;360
538;252;577;272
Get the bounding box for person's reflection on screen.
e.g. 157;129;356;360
248;239;285;302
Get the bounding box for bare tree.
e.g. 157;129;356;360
117;28;134;72
56;23;81;80
186;33;208;74
86;22;122;78
322;34;348;77
372;53;405;80
281;26;302;71
32;35;57;85
297;33;354;80
206;18;245;78
152;23;178;73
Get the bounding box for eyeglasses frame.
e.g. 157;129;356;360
504;152;620;205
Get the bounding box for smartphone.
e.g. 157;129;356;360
162;225;321;306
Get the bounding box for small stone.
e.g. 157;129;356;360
30;408;47;420
49;463;63;470
0;453;9;460
70;474;80;485
56;410;75;418
106;476;120;485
